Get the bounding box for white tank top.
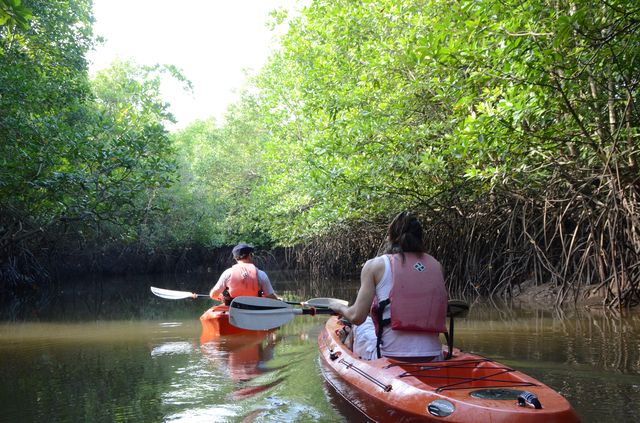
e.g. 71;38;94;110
377;255;443;357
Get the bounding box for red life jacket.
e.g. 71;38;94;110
370;253;448;357
225;263;262;299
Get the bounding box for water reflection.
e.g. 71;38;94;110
144;314;343;423
455;301;640;375
151;341;195;357
200;331;283;400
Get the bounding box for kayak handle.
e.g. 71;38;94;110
517;391;542;409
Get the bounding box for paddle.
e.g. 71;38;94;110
150;287;348;309
151;286;209;299
229;296;346;330
296;297;348;308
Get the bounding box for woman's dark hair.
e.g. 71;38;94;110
383;211;426;257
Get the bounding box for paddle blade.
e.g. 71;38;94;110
229;296;300;330
231;296;293;310
151;286;194;300
304;298;349;308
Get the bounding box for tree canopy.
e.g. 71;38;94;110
169;0;639;307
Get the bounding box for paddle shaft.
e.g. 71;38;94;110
151;287;343;308
291;308;334;316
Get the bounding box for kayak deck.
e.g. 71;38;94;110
387;358;539;392
319;316;580;422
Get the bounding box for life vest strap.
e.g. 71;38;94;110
375;299;391;359
221;287;263;305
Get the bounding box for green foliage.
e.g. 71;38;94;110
154;0;637;257
79;60;180;240
1;2;183;258
0;0;95;226
152;118;229;247
160;96;278;247
215;0;638;247
0;0;32;30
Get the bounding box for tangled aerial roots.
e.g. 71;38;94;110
425;169;640;309
291;170;639;310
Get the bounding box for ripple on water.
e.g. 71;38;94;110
150;341;194;357
164;404;240;422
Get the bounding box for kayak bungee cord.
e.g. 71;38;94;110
335;355;538;394
389;358;539;392
337;358;392;392
385;357;494;370
409;369;538;393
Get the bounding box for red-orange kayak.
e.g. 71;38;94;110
200;305;262;339
318;316;580;422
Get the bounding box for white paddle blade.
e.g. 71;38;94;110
304;298;349;308
151;286;194;300
229;296;300;330
229;307;300;330
231;296;293;309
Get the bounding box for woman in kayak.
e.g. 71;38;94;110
209;243;278;305
330;212;448;361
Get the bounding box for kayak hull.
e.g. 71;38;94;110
318;316;580;423
200;305;267;340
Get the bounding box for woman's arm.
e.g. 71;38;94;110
331;256;385;325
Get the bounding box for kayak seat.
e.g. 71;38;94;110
386;355;441;363
339;317;352;327
444;299;470;360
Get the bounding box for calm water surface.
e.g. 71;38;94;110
1;274;639;422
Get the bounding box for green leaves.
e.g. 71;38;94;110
193;0;639;248
0;0;32;30
0;0;189;254
3;0;639;265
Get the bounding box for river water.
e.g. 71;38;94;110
0;273;639;422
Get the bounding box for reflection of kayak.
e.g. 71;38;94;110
200;329;283;400
318;316;580;422
200;305;267;339
201;330;271;380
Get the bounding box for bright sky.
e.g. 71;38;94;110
88;0;298;130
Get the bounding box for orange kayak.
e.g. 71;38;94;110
318;316;580;422
200;305;265;339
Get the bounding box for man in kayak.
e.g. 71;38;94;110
209;243;278;305
330;212;448;361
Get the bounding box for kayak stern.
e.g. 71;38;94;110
200;305;258;340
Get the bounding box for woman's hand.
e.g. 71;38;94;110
329;301;348;317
